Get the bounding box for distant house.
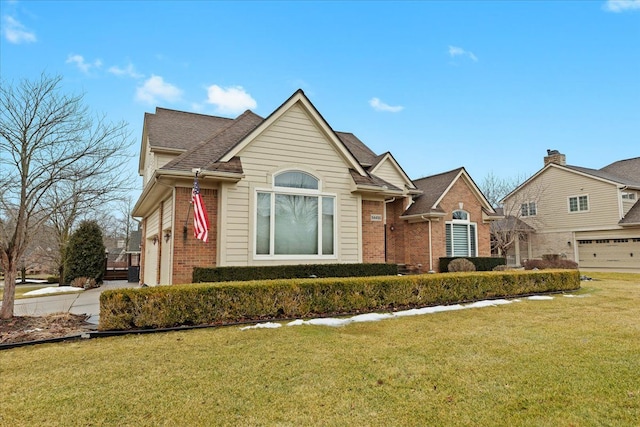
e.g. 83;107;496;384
132;90;500;285
501;150;640;271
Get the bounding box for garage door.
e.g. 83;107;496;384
577;238;640;269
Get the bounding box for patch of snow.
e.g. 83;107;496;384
239;322;282;330
23;286;84;296
241;295;561;331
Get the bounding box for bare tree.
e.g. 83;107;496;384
480;171;527;208
490;177;547;265
0;74;133;318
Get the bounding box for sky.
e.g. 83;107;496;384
1;0;639;204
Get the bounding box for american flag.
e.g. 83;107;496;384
192;176;210;242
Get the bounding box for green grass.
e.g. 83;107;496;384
1;272;639;426
0;284;59;301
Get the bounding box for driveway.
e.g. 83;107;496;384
12;280;136;325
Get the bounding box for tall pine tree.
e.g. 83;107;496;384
64;220;106;284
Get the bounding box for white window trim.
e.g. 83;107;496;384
568;194;589;213
446;210;478;257
521;201;537;217
253;171;337;260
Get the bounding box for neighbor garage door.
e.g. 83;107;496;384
577;238;640;269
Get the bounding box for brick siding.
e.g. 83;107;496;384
171;186;218;284
361;200;385;263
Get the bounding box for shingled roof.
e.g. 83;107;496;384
161;110;264;174
403;168;464;216
146;108;233;151
144;92;410;196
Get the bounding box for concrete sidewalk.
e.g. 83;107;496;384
12;280;136;324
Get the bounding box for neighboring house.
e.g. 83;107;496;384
501;150;640;271
132;90;500;285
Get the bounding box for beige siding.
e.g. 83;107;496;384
372;159;407;190
143;144;155;187
162;196;173;231
146;208;160;238
508;167;622;233
220;104;361;266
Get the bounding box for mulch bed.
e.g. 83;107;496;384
0;313;95;344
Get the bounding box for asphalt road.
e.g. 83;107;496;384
11;280;136;324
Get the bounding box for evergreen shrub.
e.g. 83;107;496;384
64;220;106;285
439;257;506;272
100;270;581;331
192;263;398;283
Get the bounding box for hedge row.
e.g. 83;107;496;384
99;270;580;331
439;257;506;272
192;263;399;283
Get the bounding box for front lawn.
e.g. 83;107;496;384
1;272;639;426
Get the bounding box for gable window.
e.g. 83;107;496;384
568;195;589;213
445;210;477;257
521;201;537;217
622;192;636;201
256;171;335;258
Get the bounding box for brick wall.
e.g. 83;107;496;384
361;200;385;263
384;198;407;264
396;177;492;272
171;186;218;284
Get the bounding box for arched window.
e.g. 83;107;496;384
446;210;477;257
256;170;335;258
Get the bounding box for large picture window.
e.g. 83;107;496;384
445;210;477;257
256;171;335;258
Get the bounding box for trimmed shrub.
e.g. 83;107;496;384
46;276;60;284
64;220;106;285
439;257;506;272
100;270;581;331
492;265;510;271
70;276;98;289
448;258;476;272
524;258;578;270
192;263;398;283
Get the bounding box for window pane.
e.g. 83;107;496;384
569;197;578;212
470;224;477;256
452;224;469;256
322;197;334;255
452;210;468;220
521;204;529;216
256;193;271;254
274;194;318;254
274;171;318;189
529;202;537;216
579;196;588;211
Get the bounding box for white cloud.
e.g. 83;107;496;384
603;0;640;12
369;97;404;113
2;15;36;44
135;75;183;104
108;62;144;79
66;54;102;74
448;45;478;62
205;85;257;114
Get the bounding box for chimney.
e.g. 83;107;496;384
544;149;566;166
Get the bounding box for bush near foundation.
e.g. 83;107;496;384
100;270;580;331
524;258;579;270
439;257;506;272
192;263;398;283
